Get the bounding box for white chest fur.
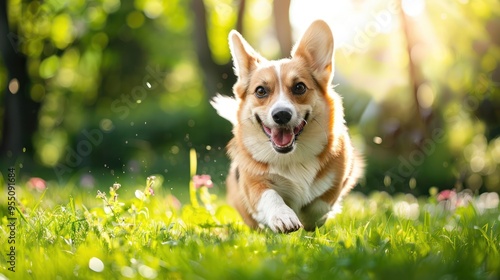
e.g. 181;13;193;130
268;160;335;211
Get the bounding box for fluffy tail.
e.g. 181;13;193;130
210;94;238;125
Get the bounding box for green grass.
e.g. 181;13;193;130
1;175;500;280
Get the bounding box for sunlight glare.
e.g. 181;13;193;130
290;0;354;44
402;0;425;17
289;0;399;55
250;0;272;21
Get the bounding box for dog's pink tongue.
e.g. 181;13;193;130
271;128;294;147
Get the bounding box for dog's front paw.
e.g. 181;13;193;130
268;206;303;233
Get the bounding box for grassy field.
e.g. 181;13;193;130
1;172;500;280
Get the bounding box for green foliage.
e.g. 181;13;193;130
1;1;499;196
1;177;499;279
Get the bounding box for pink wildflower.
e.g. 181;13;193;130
27;177;46;192
192;174;213;189
437;189;473;211
148;187;155;196
437;189;456;201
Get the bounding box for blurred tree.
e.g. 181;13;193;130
191;0;238;98
0;0;39;161
0;0;497;194
191;0;294;98
399;0;431;140
272;0;292;57
339;0;500;193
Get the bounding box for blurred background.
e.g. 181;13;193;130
0;0;499;197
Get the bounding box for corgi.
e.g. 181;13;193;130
211;20;363;233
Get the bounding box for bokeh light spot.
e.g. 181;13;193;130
100;119;114;132
51;14;74;49
144;0;163;19
89;257;105;272
417;83;434;109
8;78;19;94
39;55;60;79
127;11;145;29
40;143;60;166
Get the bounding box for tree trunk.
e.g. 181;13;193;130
0;0;39;161
273;0;292;57
190;0;239;99
398;0;431;140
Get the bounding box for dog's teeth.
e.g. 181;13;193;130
271;128;294;147
293;120;307;135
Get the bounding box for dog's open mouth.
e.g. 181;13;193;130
257;115;307;154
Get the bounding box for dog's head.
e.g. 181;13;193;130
230;20;339;160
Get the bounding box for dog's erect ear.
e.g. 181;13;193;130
229;30;265;78
292;20;334;83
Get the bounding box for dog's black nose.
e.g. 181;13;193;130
272;108;292;125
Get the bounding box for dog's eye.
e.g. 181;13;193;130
292;82;307;95
255;86;268;98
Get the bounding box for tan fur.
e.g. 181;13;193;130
213;20;363;233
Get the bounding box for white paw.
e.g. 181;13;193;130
253;189;303;233
268;206;303;233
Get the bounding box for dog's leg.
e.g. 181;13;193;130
299;199;331;231
230;162;303;233
226;166;259;228
252;189;303;233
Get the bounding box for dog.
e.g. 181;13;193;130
211;20;363;233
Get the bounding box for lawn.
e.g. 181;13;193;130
1;171;500;280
